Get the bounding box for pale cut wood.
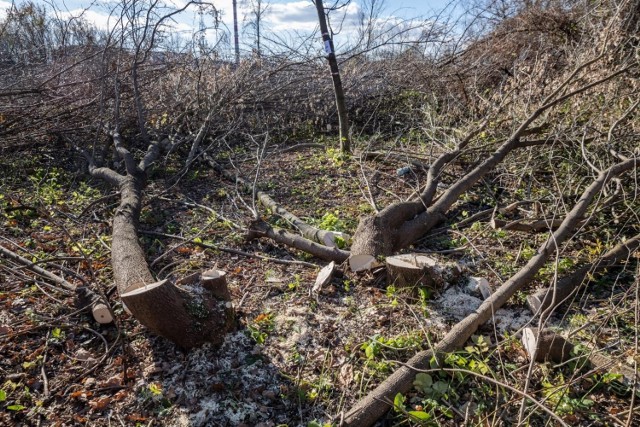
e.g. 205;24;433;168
313;261;336;293
386;254;461;291
92;304;113;324
522;328;573;363
349;254;376;272
468;277;492;299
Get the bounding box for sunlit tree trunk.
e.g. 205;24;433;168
314;0;351;153
233;0;240;64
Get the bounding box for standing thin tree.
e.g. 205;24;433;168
247;0;268;58
314;0;351;153
233;0;240;64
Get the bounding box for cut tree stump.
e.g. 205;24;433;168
121;273;235;349
522;327;640;388
522;328;574;363
386;254;461;292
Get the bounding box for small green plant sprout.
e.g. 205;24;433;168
287;274;302;291
385;285;399;307
393;392;432;423
307;420;332;427
542;374;594;415
148;383;163;397
361;336;382;360
465;335;490;355
247;312;275;345
49;327;65;343
414;373;449;399
325;147;350;166
393;392;406;412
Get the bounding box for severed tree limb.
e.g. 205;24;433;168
255;189;346;247
247;219;350;263
0;243;111;323
528;233;640;317
204;154;346;247
490;217;576;233
84;130;235;348
340;156;639;427
0;244;78;291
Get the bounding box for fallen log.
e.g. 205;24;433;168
247;219;349;263
205;154;346;247
85;133;235;348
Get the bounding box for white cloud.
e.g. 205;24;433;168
58;8;115;30
0;0;12;20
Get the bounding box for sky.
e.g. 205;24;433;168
0;0;456;53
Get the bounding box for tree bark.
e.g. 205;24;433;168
527;233;640;317
314;0;350;153
349;63;633;258
111;173;234;348
247;219;349;262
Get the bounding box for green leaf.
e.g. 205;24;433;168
0;390;6;402
413;373;433;392
22;361;37;370
408;410;431;421
148;383;162;396
432;381;448;395
7;404;26;411
393;392;405;412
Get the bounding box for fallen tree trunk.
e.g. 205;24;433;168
340;156;638;426
86;133;234;348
